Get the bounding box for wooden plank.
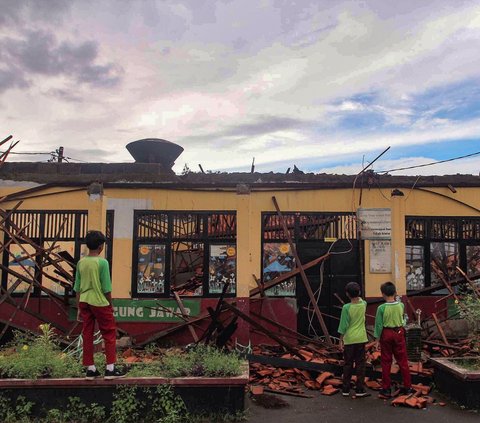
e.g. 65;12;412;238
431;312;450;346
173;291;199;342
249;253;330;297
222;301;304;359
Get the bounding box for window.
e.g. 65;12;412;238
136;244;166;294
405;217;480;292
430;242;459;284
406;245;425;291
263;242;296;296
2;210;114;296
261;212;357;296
466;245;480;276
209;244;236;294
133;211;236;297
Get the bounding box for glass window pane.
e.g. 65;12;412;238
209;245;236;294
467;245;480;276
42;241;76;295
430;242;459;284
263;242;296;296
170;241;204;296
406;245;425;290
137;244;166;294
6;244;36;294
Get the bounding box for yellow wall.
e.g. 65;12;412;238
1;183;479;299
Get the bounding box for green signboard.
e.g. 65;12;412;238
69;299;201;322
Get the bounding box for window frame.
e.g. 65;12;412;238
405;216;480;292
132;210;237;298
260;212;358;297
1;210;114;297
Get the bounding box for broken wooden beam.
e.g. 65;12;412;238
173;291;199;342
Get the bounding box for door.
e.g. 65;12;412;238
296;240;362;338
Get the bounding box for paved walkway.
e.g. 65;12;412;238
245;390;479;423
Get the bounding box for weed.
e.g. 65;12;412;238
126;362;163;377
0;325;83;379
161;346;243;378
0;394;34;423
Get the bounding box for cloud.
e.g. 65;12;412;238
1;0;480;177
0;30;123;92
0;0;70;26
316;155;480;177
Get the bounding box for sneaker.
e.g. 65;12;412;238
400;387;415;395
354;389;370;398
85;369;101;380
342;388;350;397
104;367;127;380
378;388;392;399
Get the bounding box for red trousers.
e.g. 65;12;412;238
79;302;117;366
380;327;412;389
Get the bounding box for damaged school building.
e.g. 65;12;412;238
0;138;479;347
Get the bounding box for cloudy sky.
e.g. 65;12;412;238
1;0;480;175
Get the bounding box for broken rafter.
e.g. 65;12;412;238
249;252;330;297
221;301;304;359
173;291;199;342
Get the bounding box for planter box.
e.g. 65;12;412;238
0;370;248;416
430;357;480;409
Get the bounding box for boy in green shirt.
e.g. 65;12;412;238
374;281;412;398
338;282;369;397
74;231;125;380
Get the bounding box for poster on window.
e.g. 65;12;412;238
406;245;425;290
137;244;166;294
263;243;296;296
208;245;236;294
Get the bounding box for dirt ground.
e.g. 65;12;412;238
245;390;479;423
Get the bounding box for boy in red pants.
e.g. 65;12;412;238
374;282;412;398
74;230;125;380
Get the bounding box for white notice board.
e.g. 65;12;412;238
357;208;391;239
369;240;391;273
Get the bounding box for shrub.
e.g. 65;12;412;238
0;324;83;379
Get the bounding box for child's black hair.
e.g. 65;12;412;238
380;281;397;297
345;281;361;298
85;230;106;250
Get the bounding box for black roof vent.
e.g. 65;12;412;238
126;138;184;167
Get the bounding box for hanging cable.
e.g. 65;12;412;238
377;150;480;173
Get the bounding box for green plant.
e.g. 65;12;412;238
110;385;189;423
0;394;34;423
110;386;143;423
160;346;243;378
0;325;83;379
144;343;158;356
126;362;163;377
458;291;480;350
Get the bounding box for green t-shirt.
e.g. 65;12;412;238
374;301;405;339
74;256;112;307
337;299;368;345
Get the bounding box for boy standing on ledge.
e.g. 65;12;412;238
374;281;412;398
338;281;369;398
74;230;125;380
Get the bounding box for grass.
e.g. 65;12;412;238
0;327;244;380
142;345;244;378
454;358;480;371
0;325;83;379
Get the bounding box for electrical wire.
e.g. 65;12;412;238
377;150;480;174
